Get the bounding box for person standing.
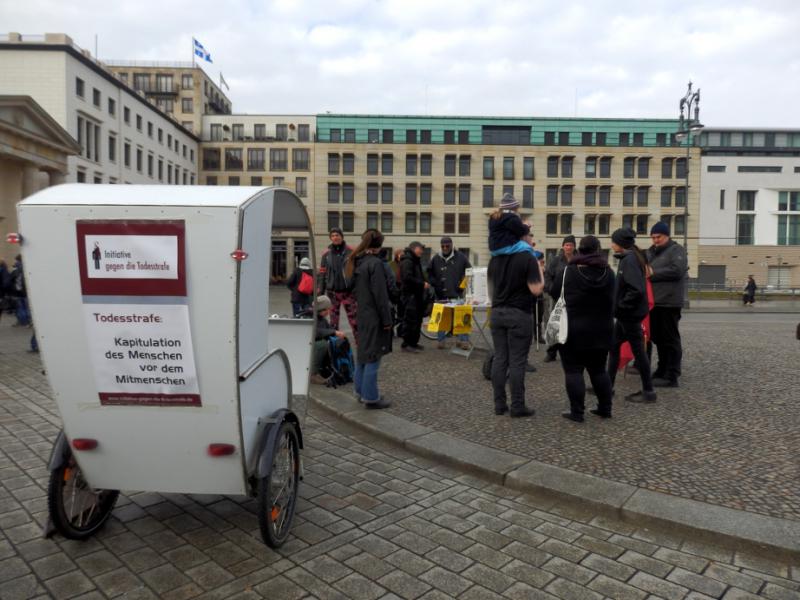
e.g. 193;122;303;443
345;230;393;409
550;236;616;422
487;236;544;417
427;236;472;350
319;228;357;337
399;242;427;352
543;236;576;362
606;228;657;403
10;255;30;327
744;275;757;306
646;222;688;388
285;257;314;317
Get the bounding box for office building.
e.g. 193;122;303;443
106;61;231;134
313;115;699;271
697;128;800;287
0;33;198;185
200;114;316;279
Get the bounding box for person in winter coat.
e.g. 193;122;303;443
0;259;10;319
310;295;346;384
427;236;472;349
286;257;314;317
319;228;357;338
743;275;757;305
550;236;615;422
646;222;688;388
345;229;393;409
606;228;657;403
399;242;428;352
488;193;534;256
10;255;30;327
542;235;576;362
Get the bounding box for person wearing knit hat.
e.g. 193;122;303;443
542;234;578;362
309;295;347;385
399;241;428;352
319;226;357;338
286;256;316;317
428;235;472;349
606;228;657;404
488;193;534;258
646;221;688;388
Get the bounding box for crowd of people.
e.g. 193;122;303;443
288;193;690;418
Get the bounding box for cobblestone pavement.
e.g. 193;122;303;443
367;313;800;523
2;320;800;599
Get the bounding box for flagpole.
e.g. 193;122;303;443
191;37;195;68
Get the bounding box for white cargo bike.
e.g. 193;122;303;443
17;185;315;548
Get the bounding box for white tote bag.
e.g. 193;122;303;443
544;268;568;346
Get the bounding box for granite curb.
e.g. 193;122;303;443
309;385;800;560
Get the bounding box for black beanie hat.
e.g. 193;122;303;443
562;235;577;247
329;227;344;237
611;227;636;249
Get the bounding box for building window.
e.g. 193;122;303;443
247;149;265;170
368;129;379;143
547;185;558;206
675;186;687;208
206;176;217;185
656;133;667;146
444;213;456;233
275;124;288;141
292;149;310;170
582;132;593;146
381;183;393;204
269;149;288;170
598;186;611;207
738;165;782;173
598;214;611;235
674;215;686;236
561;157;573;178
182;98;193;113
344;129;355;143
458;184;471;205
330;129;341;142
719;189;725;210
273;176;284;186
342;183;355;204
181;73;193;88
382;129;393;144
382;154;393;175
737;190;756;212
147;154;154;177
444;130;455;144
458;213;470;234
203;148;220;170
406;130;417;144
483;157;494;179
367;183;379;204
661;187;672;207
381;212;393;233
623;186;635;207
210;123;222;141
123;106;130;124
585;157;597;178
503;185;514;199
406;154;417;176
136;115;142;131
638;158;650;178
76;170;86;182
297;124;310;142
503;157;514;180
420;184;432;205
136;148;143;172
636;215;649;234
637;187;649;207
622;214;633;229
123;142;131;167
523;157;535;180
342;153;355;175
662;158;674;178
328;183;340;203
676;158;688;178
108;135;116;162
458;130;469;144
367;153;379;175
596;132;607;146
444;184;456;205
633;133;644;146
707;165;726;172
584;214;596;234
482;185;494;208
544;132;555;145
420;154;432;176
420;212;432;234
295;177;307;197
522;186;534;209
618;132;629;146
558;132;570;145
328;153;340;175
406;184;417;204
561;186;573;206
367;212;379;230
405;212;417;233
230;124;243;141
251;124;266;140
546;214;558;234
585;186;596;207
547;157;559;178
444;155;456;176
225;148;243;170
328;211;340;231
561;214;572;233
107;98;116;116
251;176;262;186
623;157;635;178
420;129;432;144
76;77;85;98
459;155;471;176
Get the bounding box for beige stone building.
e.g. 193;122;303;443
106;61;231;134
0;95;79;263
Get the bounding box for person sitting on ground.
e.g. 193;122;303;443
286;257;314;317
488;193;534;257
606;227;657;404
550;235;615;423
310;295;346;385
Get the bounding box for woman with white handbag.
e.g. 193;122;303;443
547;235;615;422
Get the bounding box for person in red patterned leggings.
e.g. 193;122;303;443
319;228;358;340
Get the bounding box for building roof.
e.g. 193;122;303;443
0;94;80;156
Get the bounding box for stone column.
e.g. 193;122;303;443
22;165;40;198
49;171;67;186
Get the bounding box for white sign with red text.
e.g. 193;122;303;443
84;235;178;280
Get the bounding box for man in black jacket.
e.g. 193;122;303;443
542;235;575;362
646;222;688;387
319;228;357;338
427;237;471;349
400;242;427;352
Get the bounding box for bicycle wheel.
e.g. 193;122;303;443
420;316;439;340
47;451;119;540
257;422;300;548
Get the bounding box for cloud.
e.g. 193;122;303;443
3;0;800;126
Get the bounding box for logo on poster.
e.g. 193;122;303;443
84;235;178;280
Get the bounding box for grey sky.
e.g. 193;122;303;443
5;0;800;126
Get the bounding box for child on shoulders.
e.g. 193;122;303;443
489;193;534;256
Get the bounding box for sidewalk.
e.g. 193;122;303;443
686;298;800;313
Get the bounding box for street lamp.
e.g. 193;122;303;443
675;81;703;307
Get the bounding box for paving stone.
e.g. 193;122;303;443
377;570;432;599
344;552;395;580
587;574;648;600
458;585;506;600
501;540;552;567
538;539;589;563
140;563;191;594
734;552;790;578
462;563;516;594
302;554;353;584
579;552;636;582
75;550;123;577
541;556;597;585
253;574;309;600
385;549;435;577
425;546;474;573
618;549;674;578
503;582;560;599
43;571;96;600
705;563;765;594
545;576;603;600
463;542;513;569
721;589;764;600
501;558;556;589
0;574;44;600
419;566;472;596
628;571;690;600
666;566;729;597
0;557;32;582
652;547;710;573
283;566;351;600
573;534;625;559
93;567;145;597
761;583;800;600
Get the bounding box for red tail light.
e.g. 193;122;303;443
208;443;236;456
6;233;22;244
230;249;248;261
72;438;98;451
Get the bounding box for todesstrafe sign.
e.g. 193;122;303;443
76;220;201;407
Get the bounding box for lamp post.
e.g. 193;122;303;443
674;81;703;308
